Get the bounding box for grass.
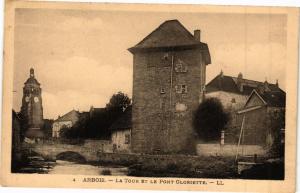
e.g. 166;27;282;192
128;156;238;178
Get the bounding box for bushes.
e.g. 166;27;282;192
193;98;229;141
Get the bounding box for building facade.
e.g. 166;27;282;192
205;71;285;144
129;20;211;154
237;89;285;147
110;106;132;153
20;68;44;138
52;110;80;138
206;71;283;111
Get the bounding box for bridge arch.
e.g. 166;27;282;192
56;151;87;163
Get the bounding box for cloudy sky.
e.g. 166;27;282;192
13;8;287;119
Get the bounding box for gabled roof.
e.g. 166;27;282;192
245;89;286;108
206;73;285;96
128;20;211;64
55;110;80;122
109;106;132;131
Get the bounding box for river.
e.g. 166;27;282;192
49;160;129;175
18;156;129;176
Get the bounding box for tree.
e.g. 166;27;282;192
268;109;285;157
104;92;131;134
106;91;131;113
193;97;229;141
59;125;71;138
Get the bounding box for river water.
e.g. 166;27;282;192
49;160;129;176
18;156;128;176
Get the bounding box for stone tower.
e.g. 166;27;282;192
21;68;44;138
128;20;211;154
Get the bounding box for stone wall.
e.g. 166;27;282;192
205;91;248;111
97;152;216;167
196;143;267;156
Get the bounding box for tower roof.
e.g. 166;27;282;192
24;68;40;85
128;20;211;63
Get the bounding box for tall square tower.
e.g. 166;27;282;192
128;20;211;154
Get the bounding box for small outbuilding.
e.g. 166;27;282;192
109;106;132;153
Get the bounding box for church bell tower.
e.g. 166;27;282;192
21;68;44;138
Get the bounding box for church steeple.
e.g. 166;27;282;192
21;68;44;139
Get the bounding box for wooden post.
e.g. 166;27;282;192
220;130;225;145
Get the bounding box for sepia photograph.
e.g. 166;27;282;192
1;1;298;192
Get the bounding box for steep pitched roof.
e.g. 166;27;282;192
55;110;80;122
206;73;285;96
206;75;240;93
259;91;286;107
109;106;132;131
128;20;211;64
24;77;40;86
244;89;286;108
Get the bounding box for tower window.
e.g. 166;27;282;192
182;85;187;93
125;134;130;144
160;88;166;94
162;53;169;61
175;59;188;72
175;84;188;94
231;98;236;103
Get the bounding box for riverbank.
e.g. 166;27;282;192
96;152;284;179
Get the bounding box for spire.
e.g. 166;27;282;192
30;68;34;78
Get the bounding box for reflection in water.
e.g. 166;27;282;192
17;155;128;176
49;160;128;176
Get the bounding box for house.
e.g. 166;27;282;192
52;110;81;138
237;89;285;147
109;106;132;153
89;106;105;118
205;71;284;144
128;19;211;154
205;71;283;111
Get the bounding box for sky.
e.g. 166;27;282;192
13;8;287;119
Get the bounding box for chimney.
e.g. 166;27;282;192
194;30;201;41
276;79;279;87
258;84;265;94
220;70;224;78
237;72;243;92
264;80;269;91
238;72;243;80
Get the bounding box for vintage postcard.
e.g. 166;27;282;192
0;1;299;193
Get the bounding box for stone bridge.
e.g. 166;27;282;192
27;140;113;162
